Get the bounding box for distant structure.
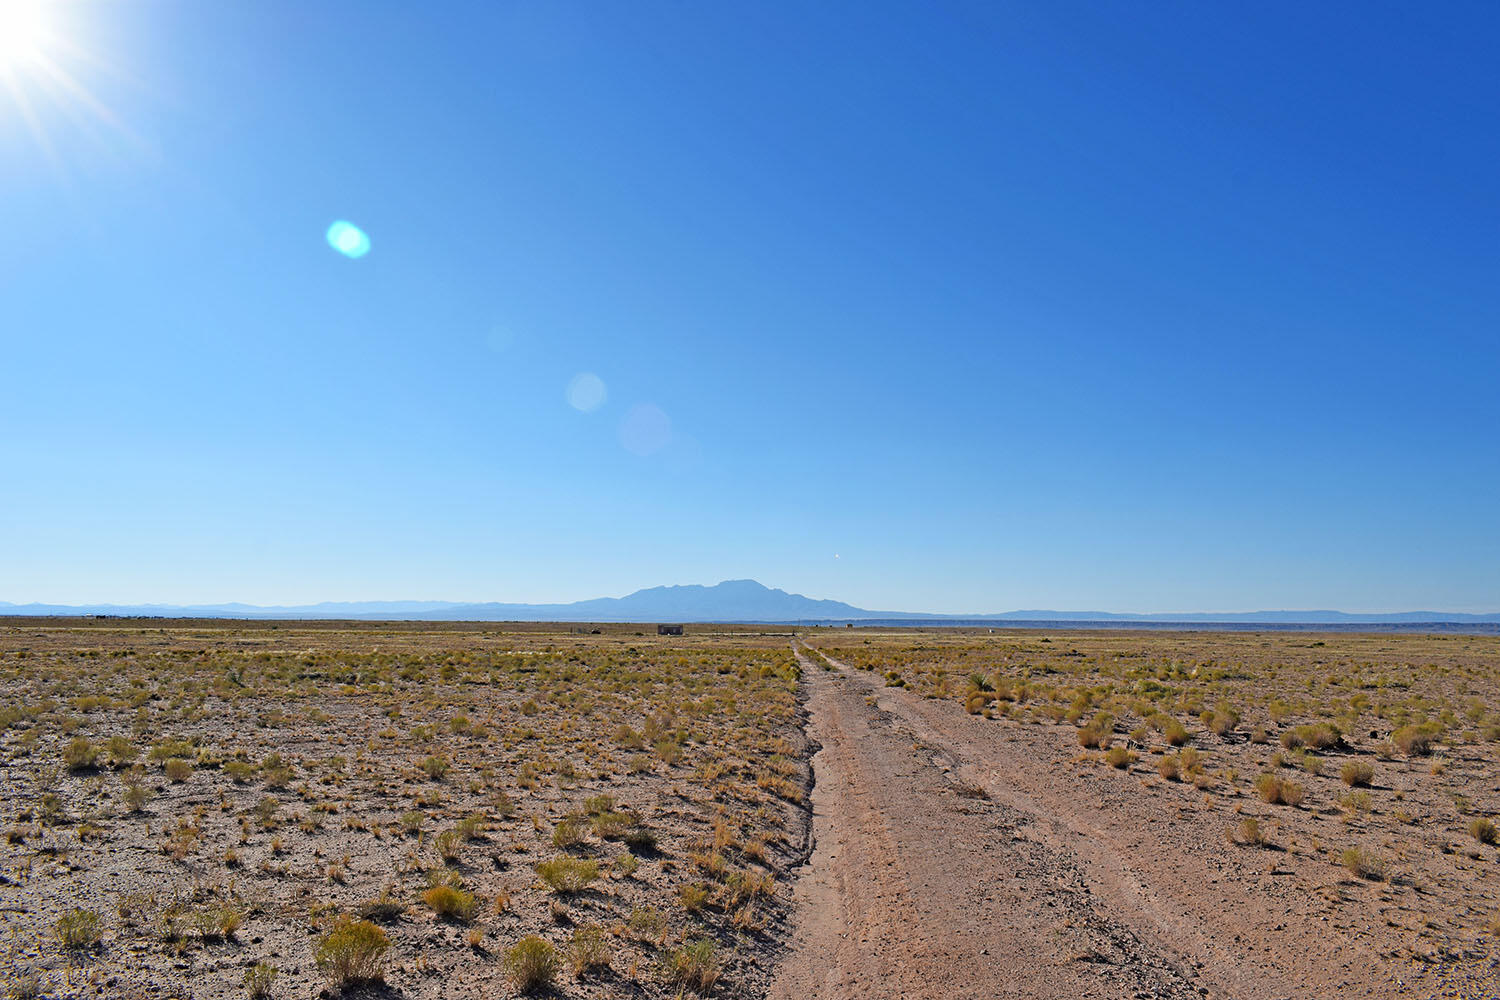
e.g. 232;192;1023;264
657;624;684;636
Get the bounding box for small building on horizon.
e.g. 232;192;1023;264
657;624;684;636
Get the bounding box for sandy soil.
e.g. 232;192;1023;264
772;644;1497;1000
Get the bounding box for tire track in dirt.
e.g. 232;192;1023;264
769;646;1203;1000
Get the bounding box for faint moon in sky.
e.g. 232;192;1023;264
326;220;370;259
619;403;671;455
566;372;607;412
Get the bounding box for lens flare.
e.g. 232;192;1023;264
619;403;672;456
325;220;370;259
566;373;607;412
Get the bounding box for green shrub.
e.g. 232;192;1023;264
536;857;598;894
504;935;559;993
422;885;478;922
1340;759;1375;787
163;757;193;783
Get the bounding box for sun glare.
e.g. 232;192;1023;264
0;0;46;69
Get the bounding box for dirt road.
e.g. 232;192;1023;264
770;645;1421;1000
769;647;1203;1000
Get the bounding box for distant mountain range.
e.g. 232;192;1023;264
1;579;1497;625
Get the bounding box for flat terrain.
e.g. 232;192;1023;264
3;621;1499;999
0;621;811;999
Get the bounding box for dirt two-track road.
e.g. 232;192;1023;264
768;645;1433;1000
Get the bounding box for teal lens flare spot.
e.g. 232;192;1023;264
325;220;370;259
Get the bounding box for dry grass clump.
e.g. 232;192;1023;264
422;883;479;922
1341;846;1387;881
1280;723;1339;752
1077;712;1115;749
1340;759;1376;787
314;917;390;987
54;908;103;951
62;737;100;772
504;935;559;993
1392;722;1441;757
536;857;599;894
243;962;277;999
1468;817;1498;846
662;937;720;994
567;924;612;977
1253;774;1305;807
1105;745;1134;769
1233;817;1270;847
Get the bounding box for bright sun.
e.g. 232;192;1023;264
0;0;47;69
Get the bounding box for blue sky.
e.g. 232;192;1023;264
2;1;1496;613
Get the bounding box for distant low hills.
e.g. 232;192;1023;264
2;579;1497;625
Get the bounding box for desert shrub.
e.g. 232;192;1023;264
1281;723;1338;751
1469;817;1498;845
1157;755;1180;781
1254;774;1305;807
357;886;407;923
1077;712;1115;749
1234;817;1267;847
315;918;389;987
679;883;709;912
628;906;667;942
1105;746;1133;769
399;810;423;835
435;829;462;864
422;884;479;922
662;938;720;994
54;908;103;951
1163;721;1189;746
420;755;450;780
567;924;611;977
623;827;657;853
225;761;256;783
1393;722;1441;756
456;812;486;841
592;810;634;839
552;815;588;849
536;857;599;894
123;779;153;812
1340;760;1375;787
243;963;277;999
1208;704;1239;736
62;738;100;772
1342;846;1386;881
504;935;559;993
164;757;193;783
